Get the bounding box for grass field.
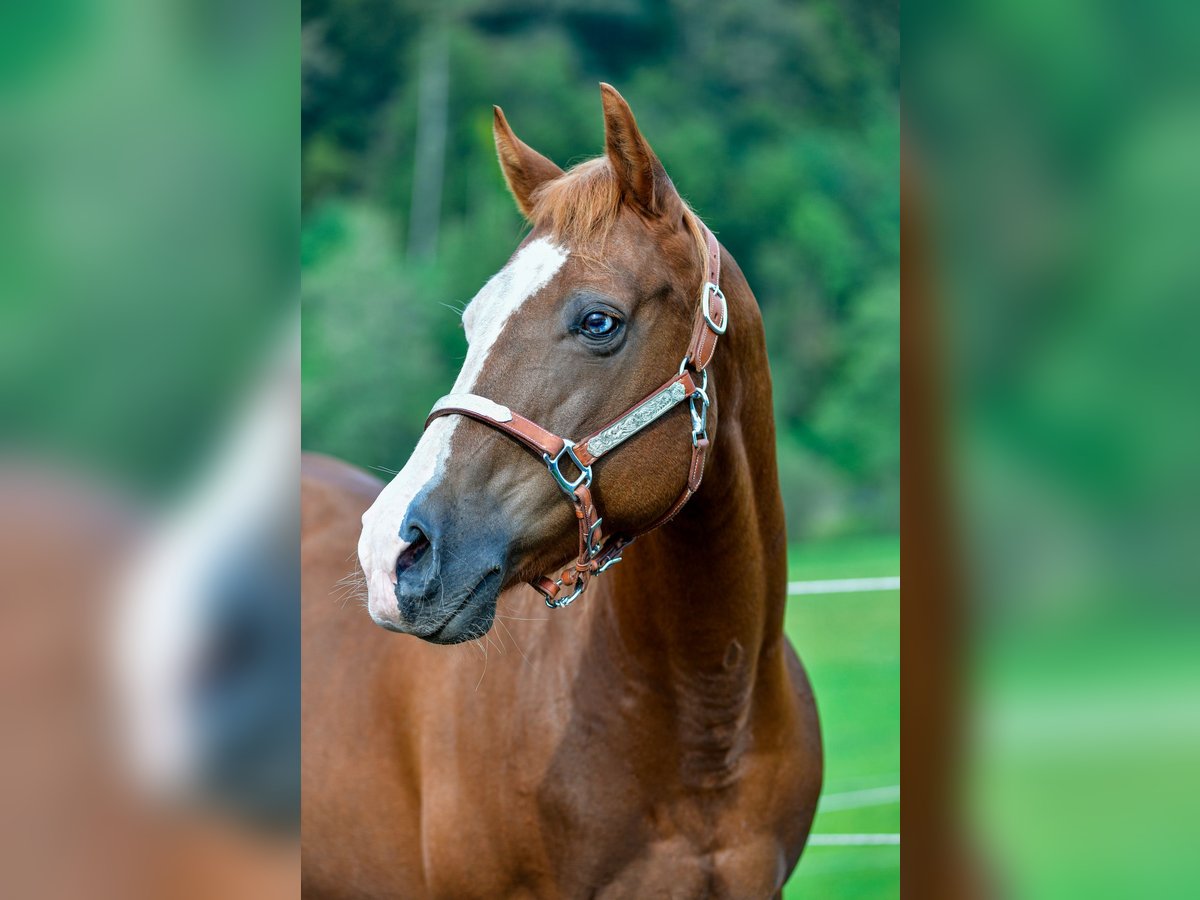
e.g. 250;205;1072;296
972;616;1200;899
781;534;900;899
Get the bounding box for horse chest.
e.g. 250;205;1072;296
422;799;782;900
395;623;814;898
519;760;787;899
412;729;785;899
589;839;786;900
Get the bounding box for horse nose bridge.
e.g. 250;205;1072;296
433;414;537;500
400;472;480;551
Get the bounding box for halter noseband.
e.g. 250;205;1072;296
425;221;727;609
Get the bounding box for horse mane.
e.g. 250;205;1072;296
528;156;710;280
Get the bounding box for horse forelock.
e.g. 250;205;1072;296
529;156;709;288
529;158;622;243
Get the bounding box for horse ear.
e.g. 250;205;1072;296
599;83;680;219
493;106;563;219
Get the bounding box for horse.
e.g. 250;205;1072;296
302;84;822;898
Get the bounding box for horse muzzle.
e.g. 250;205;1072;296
364;499;507;644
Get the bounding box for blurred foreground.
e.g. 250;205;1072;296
0;0;297;896
0;342;299;900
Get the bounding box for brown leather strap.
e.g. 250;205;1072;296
573;369;699;466
426;398;565;460
684;225;725;371
538;435;708;603
533;483;605;601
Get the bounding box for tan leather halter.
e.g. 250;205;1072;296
425;220;727;608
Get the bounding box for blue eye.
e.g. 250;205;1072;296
580;310;619;337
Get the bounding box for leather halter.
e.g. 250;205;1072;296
425;221;727;608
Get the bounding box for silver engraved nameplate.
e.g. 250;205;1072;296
585;382;688;458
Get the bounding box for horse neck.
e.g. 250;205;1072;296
588;263;789;749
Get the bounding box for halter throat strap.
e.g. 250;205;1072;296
425;220;726;608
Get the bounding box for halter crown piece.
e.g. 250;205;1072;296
425;221;727;608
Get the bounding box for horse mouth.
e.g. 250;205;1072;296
413;568;501;645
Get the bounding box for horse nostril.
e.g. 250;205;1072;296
395;528;431;577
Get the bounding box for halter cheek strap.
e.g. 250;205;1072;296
425;221;726;608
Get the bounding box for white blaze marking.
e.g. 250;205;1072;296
360;238;568;624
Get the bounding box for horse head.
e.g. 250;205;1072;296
359;85;723;643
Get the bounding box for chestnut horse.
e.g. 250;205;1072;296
302;85;821;898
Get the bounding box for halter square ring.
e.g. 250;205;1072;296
543;439;593;497
702;282;728;335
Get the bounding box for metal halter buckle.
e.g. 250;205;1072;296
542;439;592;497
701;282;728;335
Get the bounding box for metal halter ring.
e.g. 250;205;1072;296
546;579;587;609
701;282;728;335
543;439;592;497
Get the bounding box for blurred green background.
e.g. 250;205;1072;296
0;0;295;495
300;0;900;543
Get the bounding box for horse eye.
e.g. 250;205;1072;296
580;311;619;337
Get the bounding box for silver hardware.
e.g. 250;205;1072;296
543;551;623;608
542;527;625;609
596;555;623;574
689;385;710;447
543;440;592;497
701;282;727;335
678;357;710;397
586;517;604;557
546;579;587;609
585;381;688;457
